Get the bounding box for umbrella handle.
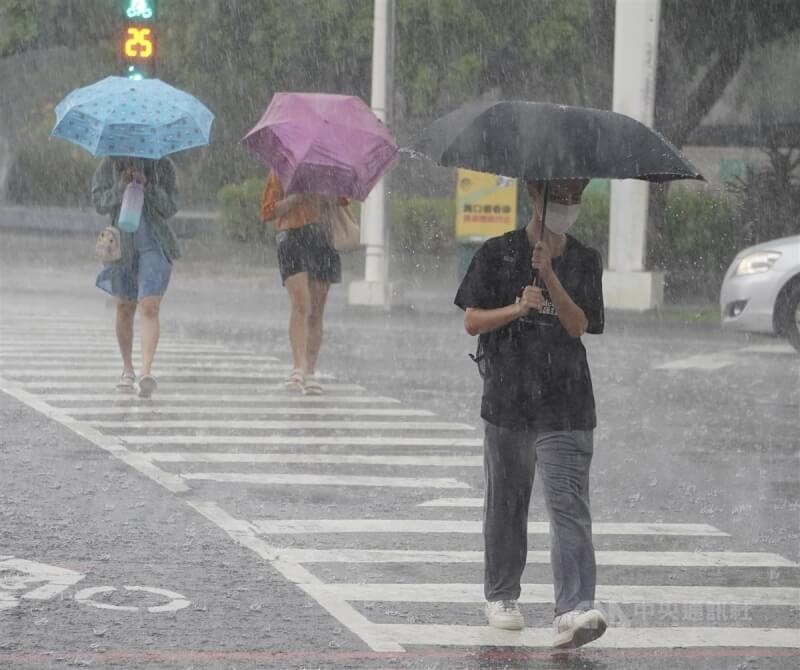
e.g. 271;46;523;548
531;183;549;288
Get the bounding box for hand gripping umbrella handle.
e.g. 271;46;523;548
531;182;549;288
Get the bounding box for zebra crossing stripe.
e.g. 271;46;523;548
145;452;481;467
34;393;401;404
419;497;483;507
0;342;231;355
120;435;483;447
0;345;235;354
273;546;797;567
3;369;327;380
63;406;435;417
367;623;800;649
251;519;729;536
308;582;800;607
20;381;366;391
0;352;275;361
1;360;291;371
0;347;271;359
180;472;471;489
88;419;475;431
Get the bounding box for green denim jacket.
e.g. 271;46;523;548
91;157;181;266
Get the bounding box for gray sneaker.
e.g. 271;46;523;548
116;370;136;393
138;375;157;399
485;600;524;630
553;608;607;649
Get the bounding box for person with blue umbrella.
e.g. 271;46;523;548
52;76;213;398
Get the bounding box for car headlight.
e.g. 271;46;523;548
734;251;781;276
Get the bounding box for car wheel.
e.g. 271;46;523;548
777;282;800;353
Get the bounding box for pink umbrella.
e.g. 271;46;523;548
241;92;398;201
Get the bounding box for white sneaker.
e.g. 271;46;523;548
116;370;136;393
553;609;607;649
485;600;524;630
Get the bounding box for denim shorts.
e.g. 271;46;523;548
96;245;172;302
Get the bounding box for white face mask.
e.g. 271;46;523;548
543;201;581;234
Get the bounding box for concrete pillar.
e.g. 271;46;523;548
606;0;664;310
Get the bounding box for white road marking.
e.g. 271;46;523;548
73;585;191;613
121;435;483;447
251;519;729;537
0;557;85;602
0;343;233;353
275;547;797;567
183;500;403;652
145;452;481;467
88;419;475;431
20;381;366;391
369;624;800;649
418;497;483;507
654;353;736;371
4;319;797;655
180;472;471;489
3;368;332;380
0;347;272;359
2;359;291;372
310;582;800;607
740;343;797;355
35;393;401;404
0;377;189;493
64;405;435;417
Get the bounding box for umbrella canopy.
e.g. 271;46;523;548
51;76;214;159
414;100;703;183
242;92;398;200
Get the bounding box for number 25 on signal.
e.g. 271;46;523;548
125;27;154;59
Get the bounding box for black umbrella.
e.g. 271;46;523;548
414;100;704;183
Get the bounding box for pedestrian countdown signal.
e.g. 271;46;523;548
121;0;157;79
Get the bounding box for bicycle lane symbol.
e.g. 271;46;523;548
0;556;190;614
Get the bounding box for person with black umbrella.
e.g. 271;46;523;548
454;178;607;648
419;98;701;647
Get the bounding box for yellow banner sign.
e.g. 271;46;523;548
455;168;517;240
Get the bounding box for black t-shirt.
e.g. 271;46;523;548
454;228;604;431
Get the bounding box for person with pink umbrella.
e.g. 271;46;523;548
243;92;398;395
260;173;347;395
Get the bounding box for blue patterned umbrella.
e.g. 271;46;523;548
51;76;214;159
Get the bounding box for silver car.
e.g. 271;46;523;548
720;234;800;351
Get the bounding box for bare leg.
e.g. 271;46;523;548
115;299;137;372
138;296;162;377
284;273;311;372
305;279;330;376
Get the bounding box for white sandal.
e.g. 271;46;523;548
302;375;323;396
285;368;305;391
138;375;157;399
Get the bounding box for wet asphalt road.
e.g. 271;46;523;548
1;229;798;669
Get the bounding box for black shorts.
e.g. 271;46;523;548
276;223;342;285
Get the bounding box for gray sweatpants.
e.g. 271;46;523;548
483;422;597;616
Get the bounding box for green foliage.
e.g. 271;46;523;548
727;146;800;245
390;195;455;254
0;0;117;58
215;176;455;255
566;188;741;301
0;0;38;57
6;103;96;206
216;177;270;244
572;190;610;259
650;189;738;301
